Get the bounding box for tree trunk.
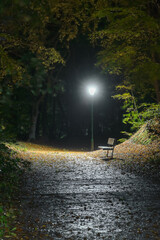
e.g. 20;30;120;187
42;95;48;140
28;95;44;141
48;96;56;140
151;53;160;103
154;79;160;103
57;95;68;134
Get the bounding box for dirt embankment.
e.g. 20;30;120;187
92;119;160;181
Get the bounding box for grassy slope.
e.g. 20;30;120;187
130;118;160;145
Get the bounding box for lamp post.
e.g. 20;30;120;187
88;86;96;151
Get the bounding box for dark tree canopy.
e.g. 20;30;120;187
0;0;159;143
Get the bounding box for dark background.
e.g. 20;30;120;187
51;37;123;150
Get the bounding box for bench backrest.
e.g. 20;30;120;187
107;138;116;146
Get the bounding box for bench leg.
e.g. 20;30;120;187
111;149;114;158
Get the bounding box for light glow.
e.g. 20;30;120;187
88;86;96;96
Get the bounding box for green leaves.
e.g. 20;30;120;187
0;141;31;239
0;143;30;201
0;205;17;239
90;0;160;102
113;92;132;101
37;46;65;70
113;81;160;140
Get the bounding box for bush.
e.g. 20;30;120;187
0;142;29;238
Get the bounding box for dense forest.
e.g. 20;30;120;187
0;0;160;143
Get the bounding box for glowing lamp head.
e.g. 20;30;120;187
88;86;96;96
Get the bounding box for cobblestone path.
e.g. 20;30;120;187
21;152;160;239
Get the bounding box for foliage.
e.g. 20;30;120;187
0;144;19;200
0;142;30;204
0;0;92;140
0;141;30;238
89;0;160;103
1;0;159;141
0;206;17;239
113;83;140;131
113;83;160;141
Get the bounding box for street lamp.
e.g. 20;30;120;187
88;86;96;151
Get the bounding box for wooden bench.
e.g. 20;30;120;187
98;138;116;158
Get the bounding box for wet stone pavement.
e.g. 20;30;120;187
21;152;160;239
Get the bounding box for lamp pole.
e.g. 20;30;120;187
88;86;96;151
91;95;94;151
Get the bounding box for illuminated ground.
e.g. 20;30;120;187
16;144;160;240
